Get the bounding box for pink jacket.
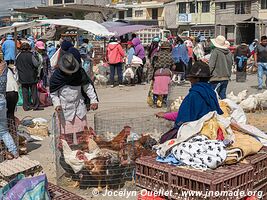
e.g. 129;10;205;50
106;42;125;64
153;76;171;95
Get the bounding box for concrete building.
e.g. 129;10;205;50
112;0;169;27
215;0;261;44
47;0;110;6
165;0;215;37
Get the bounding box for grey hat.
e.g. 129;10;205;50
58;53;80;74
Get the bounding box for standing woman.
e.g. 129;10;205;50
147;37;160;81
35;41;51;88
132;37;146;84
234;41;251;82
6;64;19;126
171;37;189;83
106;37;125;87
16;43;42;111
0;58;18;158
2;35;15;66
50;52;98;145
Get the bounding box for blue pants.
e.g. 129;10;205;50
110;63;123;85
257;62;267;89
210;80;229;99
0;95;17;156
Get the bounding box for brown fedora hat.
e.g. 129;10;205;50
187;61;212;78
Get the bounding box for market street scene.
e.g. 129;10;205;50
0;0;267;199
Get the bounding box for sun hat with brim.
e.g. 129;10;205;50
211;35;228;49
160;41;171;49
58;53;80;74
35;41;45;50
187;61;212;78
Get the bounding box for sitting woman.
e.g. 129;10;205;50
159;61;223;143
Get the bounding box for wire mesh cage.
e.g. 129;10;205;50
0;118;19;163
167;83;189;111
52;113;139;191
94;107;171;136
53;107;172;192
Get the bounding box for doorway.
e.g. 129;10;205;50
236;23;255;44
152;8;158;20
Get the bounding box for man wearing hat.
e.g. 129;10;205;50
209;35;233;99
2;34;15;66
158;61;223;142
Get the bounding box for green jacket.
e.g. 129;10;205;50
209;48;233;81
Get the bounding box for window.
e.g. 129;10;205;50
53;0;62;4
118;11;125;19
64;0;74;3
190;2;198;13
152;8;158;19
126;8;132;17
235;1;251;14
261;0;267;9
220;2;226;9
135;10;143;17
179;3;186;14
202;1;210;13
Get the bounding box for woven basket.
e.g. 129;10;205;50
27;123;49;137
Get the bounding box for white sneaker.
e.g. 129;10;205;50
119;84;124;87
111;85;115;88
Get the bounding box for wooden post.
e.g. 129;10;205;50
14;27;18;55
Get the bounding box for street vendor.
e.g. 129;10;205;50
49;43;98;145
159;61;223;143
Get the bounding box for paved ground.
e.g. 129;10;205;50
15;73;267;199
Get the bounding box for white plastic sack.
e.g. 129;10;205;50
131;55;143;66
223;99;247;124
123;68;135;79
32;118;48;126
50;48;61;68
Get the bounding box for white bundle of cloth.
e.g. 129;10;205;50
172;135;227;170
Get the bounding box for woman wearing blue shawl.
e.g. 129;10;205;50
160;61;223;143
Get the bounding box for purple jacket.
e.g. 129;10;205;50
132;38;145;59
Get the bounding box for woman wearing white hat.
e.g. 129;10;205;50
209;35;233;99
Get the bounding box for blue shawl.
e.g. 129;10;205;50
175;82;223;128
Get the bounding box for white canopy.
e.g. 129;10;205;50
0;21;37;36
0;19;114;37
36;19;114;37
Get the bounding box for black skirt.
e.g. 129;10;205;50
174;61;186;73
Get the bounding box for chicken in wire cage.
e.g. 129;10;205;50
52;108;166;192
